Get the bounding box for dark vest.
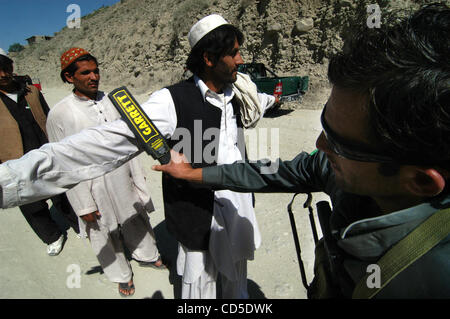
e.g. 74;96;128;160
164;78;244;250
0;85;48;162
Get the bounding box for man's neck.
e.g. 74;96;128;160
74;89;97;101
373;195;426;215
199;73;224;94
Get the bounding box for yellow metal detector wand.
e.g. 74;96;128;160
108;86;171;164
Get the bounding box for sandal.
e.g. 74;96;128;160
118;280;135;297
138;256;167;270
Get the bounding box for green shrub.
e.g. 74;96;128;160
8;43;25;52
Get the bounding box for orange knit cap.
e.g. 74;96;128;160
60;47;91;71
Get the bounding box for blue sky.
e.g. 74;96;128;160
1;0;120;52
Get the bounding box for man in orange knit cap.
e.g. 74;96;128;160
46;48;166;297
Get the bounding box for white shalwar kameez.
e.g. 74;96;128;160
141;76;274;298
46;91;159;284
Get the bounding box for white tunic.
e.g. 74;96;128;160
46;92;155;235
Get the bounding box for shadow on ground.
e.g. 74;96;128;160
263;108;294;118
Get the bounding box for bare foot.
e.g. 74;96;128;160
153;258;164;267
118;279;135;297
138;256;167;269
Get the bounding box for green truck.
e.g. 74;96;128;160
238;63;309;102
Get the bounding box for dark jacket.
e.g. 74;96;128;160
202;150;450;298
0;85;49;162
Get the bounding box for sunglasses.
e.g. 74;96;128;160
320;103;397;163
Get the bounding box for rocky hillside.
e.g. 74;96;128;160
10;0;438;96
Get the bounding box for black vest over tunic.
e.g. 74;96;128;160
163;78;243;250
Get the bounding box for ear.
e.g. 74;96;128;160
203;52;214;68
405;167;446;197
64;72;74;84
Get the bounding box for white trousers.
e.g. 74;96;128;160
177;243;249;299
86;213;159;283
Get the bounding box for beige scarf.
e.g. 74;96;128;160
232;72;264;129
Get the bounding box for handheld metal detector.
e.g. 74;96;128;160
108;86;171;164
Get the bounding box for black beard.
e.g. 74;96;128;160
0;76;30;95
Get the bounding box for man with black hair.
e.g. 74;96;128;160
138;14;276;299
153;4;450;298
47;48;165;297
0;53;80;256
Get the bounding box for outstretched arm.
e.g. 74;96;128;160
1;120;141;208
152;150;203;182
153;150;332;194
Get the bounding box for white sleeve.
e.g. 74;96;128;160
257;92;276;114
0;120;141;208
141;88;177;138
